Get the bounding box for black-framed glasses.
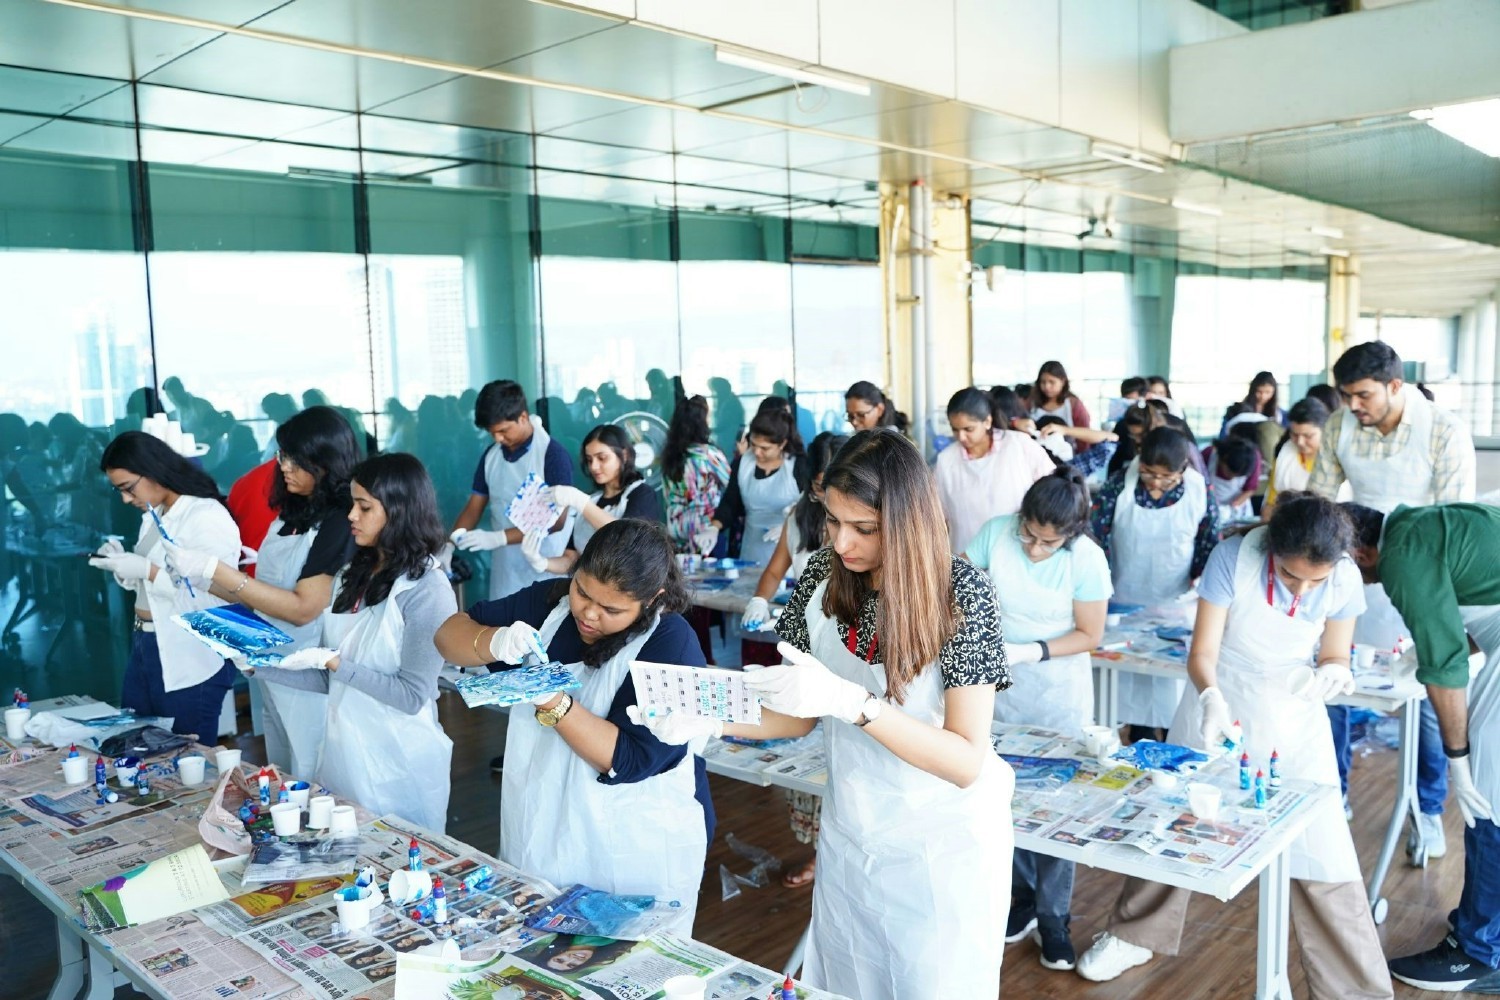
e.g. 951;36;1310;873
112;475;143;496
275;450;303;472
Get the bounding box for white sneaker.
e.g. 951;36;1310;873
1076;932;1154;982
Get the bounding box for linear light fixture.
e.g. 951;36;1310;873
1170;197;1223;217
1090;141;1166;174
1410;99;1500;158
1308;225;1344;239
1320;246;1351;258
714;47;871;97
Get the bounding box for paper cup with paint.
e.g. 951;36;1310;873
1187;782;1222;822
270;801;302;836
307;795;335;829
177;754;207;786
61;755;90;784
112;757;140;786
662;976;707;1000
4;707;29;741
336;885;377;932
328;805;359;838
389;869;433;906
214;748;242;775
285;780;312;810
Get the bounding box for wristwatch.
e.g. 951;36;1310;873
854;695;884;728
535;693;574;728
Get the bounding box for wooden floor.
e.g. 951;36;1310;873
2;690;1472;999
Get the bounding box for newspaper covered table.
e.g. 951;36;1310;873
1091;606;1428;922
0;701;849;1000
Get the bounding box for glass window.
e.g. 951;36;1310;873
790;263;883;436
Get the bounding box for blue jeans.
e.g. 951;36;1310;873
1327;702;1448;814
1454;819;1500;968
1012;848;1075;925
120;631;235;744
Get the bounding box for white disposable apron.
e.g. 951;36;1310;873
934;432;1039;556
571;479;646;554
1166;529;1360;881
317;565;454;832
1460;606;1500;812
136;496;238;693
985;523;1097;737
253;518;328;779
1110;460;1206;728
482;423;575;600
801;580;1013;999
499;599;707;934
737;456;800;569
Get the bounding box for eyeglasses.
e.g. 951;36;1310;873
846;408;876;425
275;450;303;472
1018;525;1068;553
1139;469;1184;488
112;475;143;496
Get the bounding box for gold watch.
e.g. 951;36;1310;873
535;693;574;727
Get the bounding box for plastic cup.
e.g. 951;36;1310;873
1355;645;1377;670
1081;725;1113;757
307;795;335;829
336;893;372;931
285;780;311;810
214;748;242;775
4;707;30;741
270;802;302;836
1187;782;1222;821
662;976;707;1000
177;754;207;786
61;755;90;784
113;763;139;786
328;805;358;838
389;869;433;905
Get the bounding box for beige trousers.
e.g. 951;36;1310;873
1108;876;1393;1000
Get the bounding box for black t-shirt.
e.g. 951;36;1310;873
596;480;665;524
278;507;357;580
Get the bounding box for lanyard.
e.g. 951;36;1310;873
846;621;877;662
1266;554;1300;619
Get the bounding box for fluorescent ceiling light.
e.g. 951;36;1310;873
715;48;871;97
1319;246;1351;258
1410;98;1500;158
1170;198;1222;217
1089;142;1165;174
1309;225;1344;239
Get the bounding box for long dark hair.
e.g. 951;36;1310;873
845;381;910;434
270;406;358;532
1243;371;1280;418
792;432;848;555
822;429;955;704
332;453;445;613
569;519;689;667
580;424;642;492
748;408;805;458
661;395;712;482
99;431;224;503
1030;360;1073;409
1267;493;1353;565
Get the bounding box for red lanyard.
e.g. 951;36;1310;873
846;623;877;661
1266;554;1300;618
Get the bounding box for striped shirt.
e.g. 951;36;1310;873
1307;395;1475;505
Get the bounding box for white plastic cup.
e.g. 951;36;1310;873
177;754;207;786
270;802;302;836
336;894;372;931
389;869;433;905
1081;725;1113;757
307;795;335;829
214;748;242;775
61;755;90;784
1094;738;1122;767
285;781;312;810
662;976;707;1000
114;762;139;786
1187;782;1222;821
1355;645;1377;670
328;805;358;838
4;707;30;741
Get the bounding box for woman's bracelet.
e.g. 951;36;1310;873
232;573;251;595
472;625;490;663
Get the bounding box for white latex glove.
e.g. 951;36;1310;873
761;523;783;544
437;541;455;573
693;525;719;557
548;485;590;513
158;537;218;583
95;538;125;558
455;528;508;552
520;531;549;573
742;642;870;724
1448;754;1493;827
230;657;254;676
1309;662;1356;701
1004;641;1044;665
625;706;723;746
89;552;152;582
742;597;771;631
1198;686;1235;749
488;621;548;665
276;647;339;671
238;545;258;567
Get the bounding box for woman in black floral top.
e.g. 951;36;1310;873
639;430;1014;1000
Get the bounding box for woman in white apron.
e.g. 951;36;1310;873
521;424;664;578
451;381;575;600
434;518;712;933
160;406;358;777
935;388;1056;556
252;454;456;832
967;468;1112;972
1076;496;1391;1000
1095;427;1220;738
1203;436;1258;523
702;408;804;569
90;431;241;743
1263;397;1345;517
647;430;1014;999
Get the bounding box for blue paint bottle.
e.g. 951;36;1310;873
1239;751;1251;790
1254;769;1267;809
1269;749;1282;788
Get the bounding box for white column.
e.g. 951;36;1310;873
1474;294;1498;436
1457;307;1479;428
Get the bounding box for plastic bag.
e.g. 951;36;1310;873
523;884;684;941
99;725;192;759
719;864;742;902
